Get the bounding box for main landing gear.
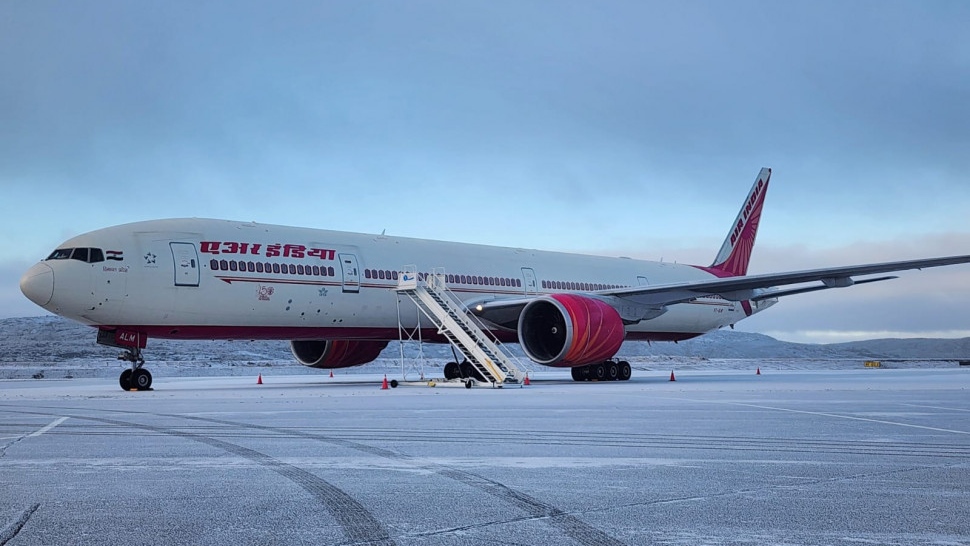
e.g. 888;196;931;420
570;360;632;382
443;360;486;382
118;347;153;391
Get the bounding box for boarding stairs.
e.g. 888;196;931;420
397;266;525;386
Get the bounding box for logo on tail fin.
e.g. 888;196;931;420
708;168;771;277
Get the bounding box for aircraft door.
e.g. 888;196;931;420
521;267;538;295
338;253;360;293
170;242;200;287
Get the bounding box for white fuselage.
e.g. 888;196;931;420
23;218;772;343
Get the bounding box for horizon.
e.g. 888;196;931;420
6;313;970;347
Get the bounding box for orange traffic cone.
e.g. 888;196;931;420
329;369;334;378
524;373;531;386
381;375;389;390
669;370;676;382
257;374;263;385
756;367;761;375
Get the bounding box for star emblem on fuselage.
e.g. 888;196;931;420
144;252;157;264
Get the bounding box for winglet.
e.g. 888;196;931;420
709;168;771;277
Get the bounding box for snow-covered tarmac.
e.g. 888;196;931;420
1;368;969;545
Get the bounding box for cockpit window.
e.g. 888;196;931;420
46;247;105;263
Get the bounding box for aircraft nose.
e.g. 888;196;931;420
20;263;54;307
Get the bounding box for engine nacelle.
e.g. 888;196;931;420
517;294;624;367
289;339;389;369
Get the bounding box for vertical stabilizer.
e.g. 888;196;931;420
709;167;771;277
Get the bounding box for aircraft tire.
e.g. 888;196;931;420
606;362;619;381
444;362;460;380
119;369;133;391
389;379;399;388
618;361;632;381
570;366;584;381
592;363;605;381
460;362;486;382
132;368;152;391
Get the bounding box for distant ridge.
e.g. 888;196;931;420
2;316;969;363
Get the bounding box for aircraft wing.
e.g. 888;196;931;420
471;254;970;326
607;254;970;306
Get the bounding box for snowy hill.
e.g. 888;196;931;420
3;315;969;363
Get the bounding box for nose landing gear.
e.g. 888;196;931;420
118;347;152;391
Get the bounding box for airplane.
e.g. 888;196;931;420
19;168;970;391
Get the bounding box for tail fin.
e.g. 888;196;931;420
709;167;771;277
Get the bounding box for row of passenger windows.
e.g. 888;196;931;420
363;269;524;288
446;273;521;288
211;260;626;292
46;248;105;264
364;269;400;281
210;259;337;277
542;280;624;291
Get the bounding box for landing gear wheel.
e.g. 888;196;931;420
444;361;461;380
570;366;584;381
460;361;485;382
592;363;606;381
606;361;619;381
119;369;133;391
618;361;632;381
132;368;152;391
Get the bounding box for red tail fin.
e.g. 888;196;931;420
708;168;771;277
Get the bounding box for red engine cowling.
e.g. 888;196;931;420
517;294;624;367
290;339;389;369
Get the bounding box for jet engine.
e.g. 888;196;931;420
517;294;624;367
289;339;389;369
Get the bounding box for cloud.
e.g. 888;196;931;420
2;1;969;340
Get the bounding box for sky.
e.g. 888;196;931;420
2;1;969;343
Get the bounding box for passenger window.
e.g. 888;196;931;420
210;259;219;270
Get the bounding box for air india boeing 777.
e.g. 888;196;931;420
19;169;970;390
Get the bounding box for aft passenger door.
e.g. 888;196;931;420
170;242;200;287
338;253;360;293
